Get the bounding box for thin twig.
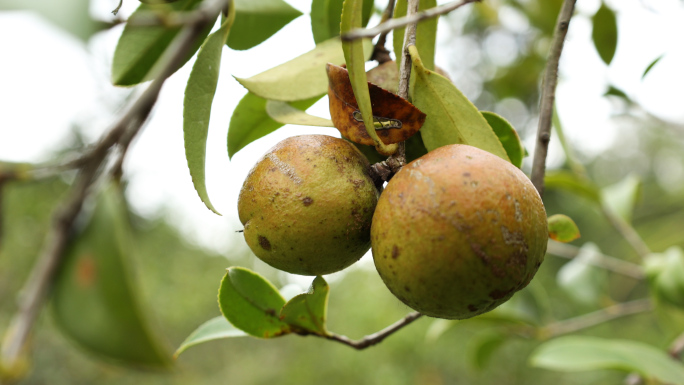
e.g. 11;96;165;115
546;240;645;279
540;299;652;338
601;207;651;261
342;0;480;41
370;0;397;64
0;0;227;370
387;0;421;170
324;312;422;349
530;0;576;196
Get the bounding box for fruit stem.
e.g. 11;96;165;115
322;312;423;350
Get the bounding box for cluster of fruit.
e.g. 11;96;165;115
238;134;547;320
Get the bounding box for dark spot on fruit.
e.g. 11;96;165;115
470;243;505;278
468;304;477;312
392;245;400;259
404;286;411;292
298;258;303;262
302;197;313;206
258;236;271;251
463;172;471;177
489;288;512;300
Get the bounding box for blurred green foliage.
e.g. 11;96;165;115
2;0;684;383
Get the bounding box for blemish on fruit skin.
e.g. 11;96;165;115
258;236;272;251
489;288;512;300
392;245;400;259
467;304;477;312
302;197;313;206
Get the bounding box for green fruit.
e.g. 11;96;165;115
238;135;380;276
371;144;547;319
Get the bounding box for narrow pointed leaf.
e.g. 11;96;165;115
280;276;330;335
591;3;618;65
642;55;664;79
408;46;509;161
112;0;214;86
235;37;372;101
175;316;247;358
530;336;684;385
53;184;170;367
227;93;322;159
218;267;291;338
227;0;302;50
341;0;391;152
394;0;437;71
265;100;334;127
547;214;580;243
311;0;373;44
481;111;525;168
183;13;234;215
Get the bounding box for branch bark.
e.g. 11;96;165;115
546;240;645;279
530;0;576;196
324;312;423;349
0;0;228;371
342;0;480;41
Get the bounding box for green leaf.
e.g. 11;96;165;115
227;93;322;159
544;171;601;203
530;336;684;385
52;184;170;367
265;100;334;127
468;331;508;370
556;243;606;305
310;0;374;44
227;0;302;50
0;0;110;41
393;0;438;71
183;13;234;215
341;0;387;151
174;316;247;358
280;276;330;335
643;55;664;79
218;267;291;338
235;37;372;101
408;46;510;162
547;214;580;243
591;2;618;65
601;174;641;224
645;247;684;309
111;0;214;86
481;111;525;168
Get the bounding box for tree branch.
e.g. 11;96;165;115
540;299;652;338
323;312;423;349
0;0;227;371
546;240;645;279
601;207;651;261
530;0;576;196
341;0;480;41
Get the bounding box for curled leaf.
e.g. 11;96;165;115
326;63;426;146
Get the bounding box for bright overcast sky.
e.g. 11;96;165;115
1;0;683;281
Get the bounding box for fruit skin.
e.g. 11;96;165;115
371;144;547;319
238;135;380;276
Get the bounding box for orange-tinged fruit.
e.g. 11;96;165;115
371;144;548;319
238;135;380;276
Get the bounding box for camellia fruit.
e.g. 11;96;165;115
238;135;380;276
371;144;547;319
